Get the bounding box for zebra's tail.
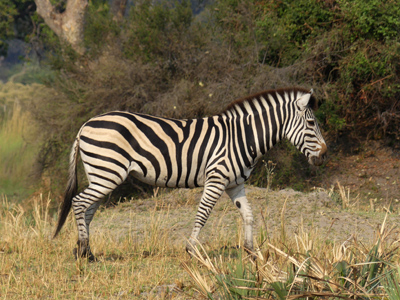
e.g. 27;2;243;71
53;138;80;238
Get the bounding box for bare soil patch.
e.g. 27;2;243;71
320;142;400;203
92;184;400;255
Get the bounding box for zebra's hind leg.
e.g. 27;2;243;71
226;184;256;260
72;186;108;261
186;178;226;256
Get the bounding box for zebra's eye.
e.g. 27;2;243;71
307;119;315;127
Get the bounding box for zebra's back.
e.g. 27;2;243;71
79;111;227;189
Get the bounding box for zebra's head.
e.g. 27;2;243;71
286;89;327;166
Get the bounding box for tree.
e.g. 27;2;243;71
1;0;128;57
34;0;88;54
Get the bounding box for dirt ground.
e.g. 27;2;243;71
92;184;400;255
319;141;400;202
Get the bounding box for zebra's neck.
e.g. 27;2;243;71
221;93;288;162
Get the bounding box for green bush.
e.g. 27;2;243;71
251;0;400;139
0;0;17;56
255;0;334;66
84;0;121;57
340;0;400;41
123;0;194;62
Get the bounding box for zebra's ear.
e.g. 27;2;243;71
296;90;312;111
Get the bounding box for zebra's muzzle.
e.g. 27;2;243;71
309;142;327;166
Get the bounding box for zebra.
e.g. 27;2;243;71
53;87;327;261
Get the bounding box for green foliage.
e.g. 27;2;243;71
0;0;18;56
214;254;261;299
315;93;346;133
123;0;194;62
269;281;289;300
381;267;400;300
256;0;334;66
84;0;120;57
252;0;400;139
4;61;54;84
0;83;45;199
0;0;37;57
340;0;400;41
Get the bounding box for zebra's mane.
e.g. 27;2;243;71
224;87;318;112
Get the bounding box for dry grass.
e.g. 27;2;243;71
1;195;182;299
184;216;400;299
1;186;400;299
0;191;242;299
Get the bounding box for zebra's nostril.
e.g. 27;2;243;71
319;143;328;158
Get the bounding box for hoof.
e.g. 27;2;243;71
244;247;257;261
185;240;198;257
220;245;240;250
185;245;195;257
73;247;97;262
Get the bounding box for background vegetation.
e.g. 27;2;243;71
1;0;400;200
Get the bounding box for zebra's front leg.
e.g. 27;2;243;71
72;189;102;261
226;184;255;259
186;179;226;256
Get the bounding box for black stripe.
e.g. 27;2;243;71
175;119;193;187
185;119;204;187
260;101;273;151
81;191;100;199
226;117;239;183
206;148;227;171
86;187;105;196
86;119;160;182
194;118;216;187
90;182;114;190
80;135;132;163
229;110;246;183
243;104;258;163
104;114;172;185
207;170;229;181
88;172;119;186
270;112;278;147
80;149;128;172
249;99;265;155
83;160;124;181
234;106;251;169
133;113;180;140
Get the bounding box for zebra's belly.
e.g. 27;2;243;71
129;169;205;189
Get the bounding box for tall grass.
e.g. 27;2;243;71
184;212;400;299
0;103;39;197
1;187;400;299
0;194;189;299
0;188;247;299
0;81;47;199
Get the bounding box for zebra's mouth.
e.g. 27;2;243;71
309;155;325;166
309;143;327;166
